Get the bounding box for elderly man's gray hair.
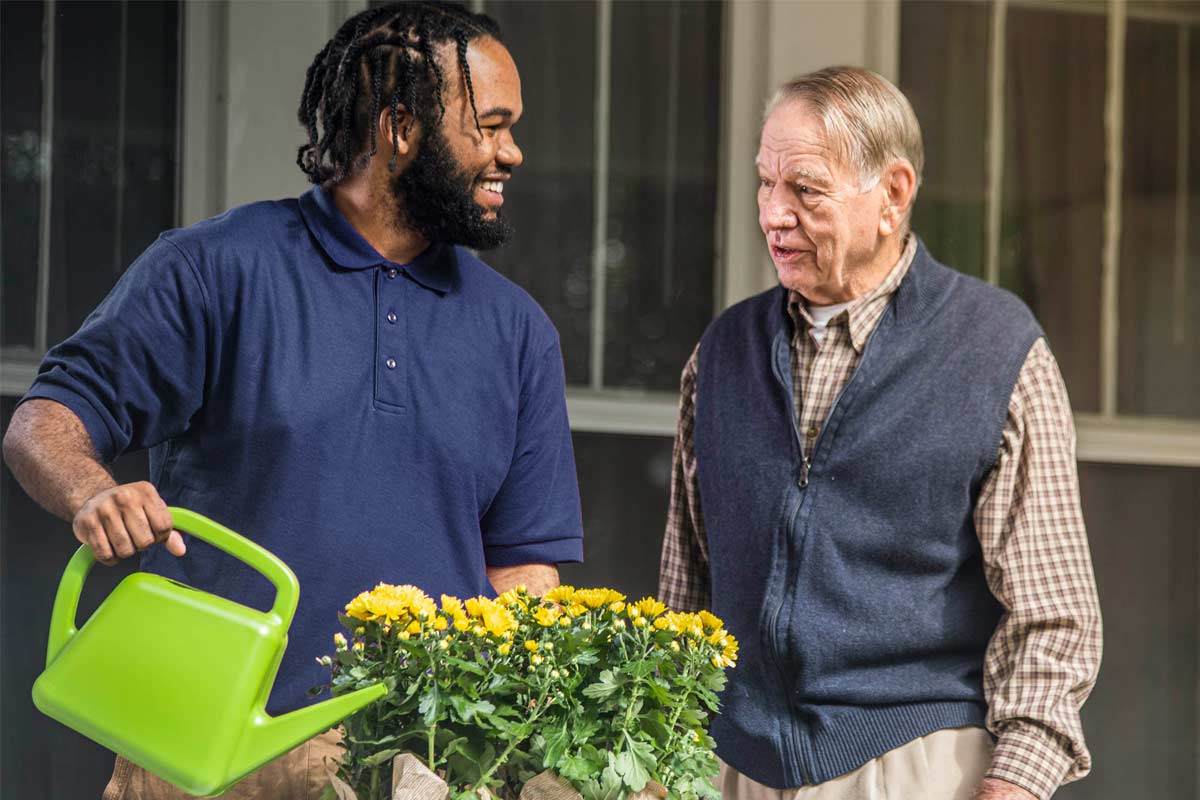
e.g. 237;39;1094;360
765;66;925;194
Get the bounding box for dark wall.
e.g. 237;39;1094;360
2;396;143;798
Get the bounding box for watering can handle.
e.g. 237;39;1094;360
45;507;301;666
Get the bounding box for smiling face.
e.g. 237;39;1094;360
391;35;524;249
756;100;893;305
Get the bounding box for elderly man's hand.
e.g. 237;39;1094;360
974;778;1039;800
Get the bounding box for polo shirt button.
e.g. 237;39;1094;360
386;358;397;369
386;268;398;279
387;311;397;323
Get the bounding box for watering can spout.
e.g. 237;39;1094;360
234;683;387;777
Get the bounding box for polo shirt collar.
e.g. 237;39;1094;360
298;186;455;294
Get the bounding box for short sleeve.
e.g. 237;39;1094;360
479;340;584;566
20;236;210;463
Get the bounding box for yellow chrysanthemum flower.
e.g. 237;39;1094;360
441;594;466;619
524;640;539;652
496;586;529;610
634;597;667;618
344;583;436;624
698;610;724;632
498;642;512;655
533;606;560;627
433;616;448;631
406;620;421;635
542;585;577;605
333;632;348;650
481;603;517;638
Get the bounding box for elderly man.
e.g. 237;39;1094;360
660;67;1101;800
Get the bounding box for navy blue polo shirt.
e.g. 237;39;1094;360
24;186;584;713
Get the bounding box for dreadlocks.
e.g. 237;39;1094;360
296;1;502;185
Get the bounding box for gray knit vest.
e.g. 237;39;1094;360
695;240;1042;788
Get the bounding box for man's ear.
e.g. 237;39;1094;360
377;105;419;159
878;160;917;237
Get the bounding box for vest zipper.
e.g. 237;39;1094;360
772;315;890;786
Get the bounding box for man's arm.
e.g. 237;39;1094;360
4;398;184;565
973;338;1103;800
658;346;712;613
486;563;559;596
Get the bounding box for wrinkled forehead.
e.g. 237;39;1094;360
756;101;843;180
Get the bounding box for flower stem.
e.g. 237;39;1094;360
469;698;548;792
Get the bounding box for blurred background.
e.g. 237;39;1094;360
2;0;1197;796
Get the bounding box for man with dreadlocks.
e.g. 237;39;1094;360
4;4;583;797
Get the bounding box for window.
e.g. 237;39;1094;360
476;0;726;594
900;3;1200;797
481;0;724;395
901;0;1200;433
1;0;179;388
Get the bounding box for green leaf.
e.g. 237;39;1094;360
448;695;496;724
359;747;402;767
640;711;671;746
581;669;621;699
599;765;623;800
613;750;649;793
559;753;600;782
625;733;657;771
541;721;571;769
573;649;600;665
418;685;441;725
624;659;657;679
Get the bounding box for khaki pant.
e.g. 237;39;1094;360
101;729;342;800
716;727;994;800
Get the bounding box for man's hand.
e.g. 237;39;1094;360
974;778;1039;800
74;482;185;566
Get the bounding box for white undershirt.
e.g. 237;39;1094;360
805;301;853;346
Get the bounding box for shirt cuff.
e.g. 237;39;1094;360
484;535;583;567
986;724;1077;800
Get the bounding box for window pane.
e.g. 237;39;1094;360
1000;7;1106;413
560;432;673;600
1055;463;1200;800
46;1;178;348
1117;21;1200;419
603;0;721;391
482;0;596;386
899;0;989;279
1;0;45;351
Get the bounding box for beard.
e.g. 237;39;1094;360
389;126;513;251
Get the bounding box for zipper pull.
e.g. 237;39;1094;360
798;457;810;488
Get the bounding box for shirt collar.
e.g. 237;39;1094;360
787;235;917;353
298;186;455;294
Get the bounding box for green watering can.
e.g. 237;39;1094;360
32;507;387;797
